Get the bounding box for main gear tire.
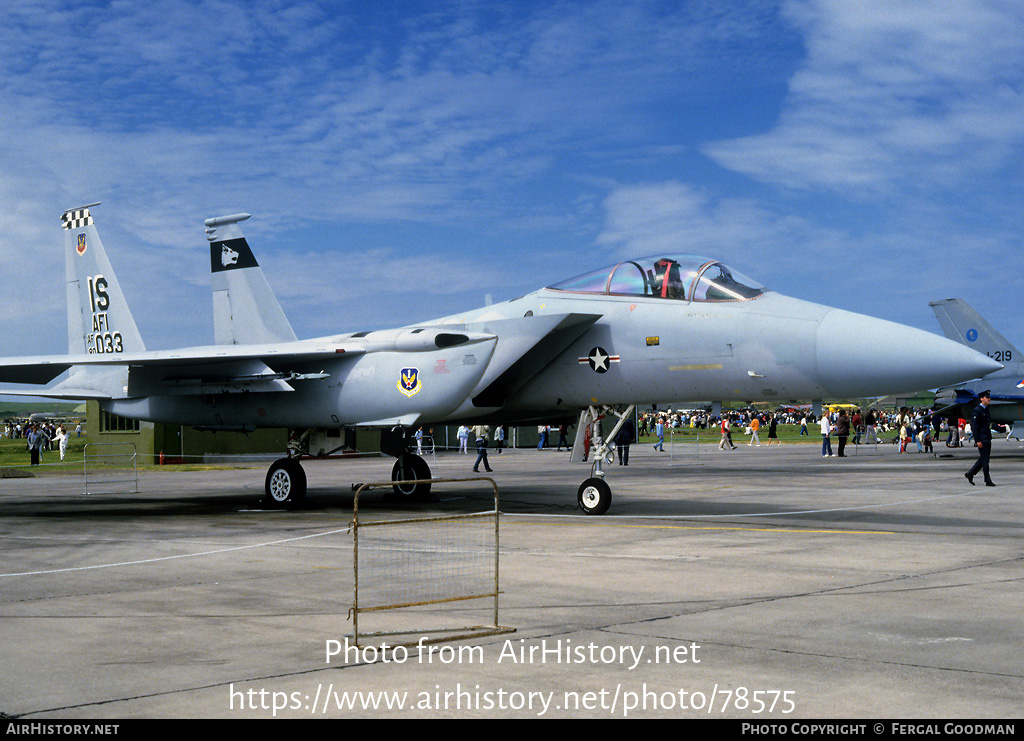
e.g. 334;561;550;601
391;454;432;500
265;458;307;509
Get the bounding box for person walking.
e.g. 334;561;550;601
26;425;46;466
718;415;737;450
653;417;666;451
472;425;493;473
55;425;69;461
965;390;995;486
556;424;569;451
766;414;780;446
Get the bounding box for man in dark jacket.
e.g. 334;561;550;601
965;390;995;486
835;409;851;457
615;418;635;465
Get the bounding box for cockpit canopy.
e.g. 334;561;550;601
547;254;765;302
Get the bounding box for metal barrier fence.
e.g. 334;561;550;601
348;477;514;648
667;431;700;467
851;425;881;456
83;442;139;494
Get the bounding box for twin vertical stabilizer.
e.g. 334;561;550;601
205;214;297;345
63;204;146;357
929;298;1018;362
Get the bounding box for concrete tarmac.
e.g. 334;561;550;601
1;437;1022;718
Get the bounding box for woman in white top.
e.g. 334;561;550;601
820;415;833;457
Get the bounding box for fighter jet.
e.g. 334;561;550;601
929;298;1024;436
0;205;1001;514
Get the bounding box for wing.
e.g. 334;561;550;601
0;342;366;398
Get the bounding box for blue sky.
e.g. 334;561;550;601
2;0;1023;356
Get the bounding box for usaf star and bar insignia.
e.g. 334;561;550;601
578;346;620;373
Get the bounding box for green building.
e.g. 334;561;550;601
87;400;289;464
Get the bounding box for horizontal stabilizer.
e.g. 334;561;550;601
0;363;68;385
0;387;112;401
0;364;132;400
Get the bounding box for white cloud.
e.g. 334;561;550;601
594;178;1024;341
596;181;847;278
705;0;1024;193
3;0;1020;358
0;2;787;345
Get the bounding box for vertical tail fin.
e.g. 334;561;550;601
929;298;1017;362
63;204;146;356
205;214;297;345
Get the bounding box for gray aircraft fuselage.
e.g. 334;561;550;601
0;210;1005;511
104;278;999;430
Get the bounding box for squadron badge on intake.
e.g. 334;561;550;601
398;367;422;397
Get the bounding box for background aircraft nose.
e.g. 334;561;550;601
815;309;1002;397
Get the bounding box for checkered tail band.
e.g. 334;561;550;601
61;209;94;230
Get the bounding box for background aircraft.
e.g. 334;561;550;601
929;298;1024;437
0;206;1001;514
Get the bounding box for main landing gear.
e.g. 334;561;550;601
263;429;311;508
263;426;436;508
380;425;434;501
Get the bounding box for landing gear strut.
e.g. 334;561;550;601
574;404;635;515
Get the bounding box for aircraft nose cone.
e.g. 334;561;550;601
815;309;1002;397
